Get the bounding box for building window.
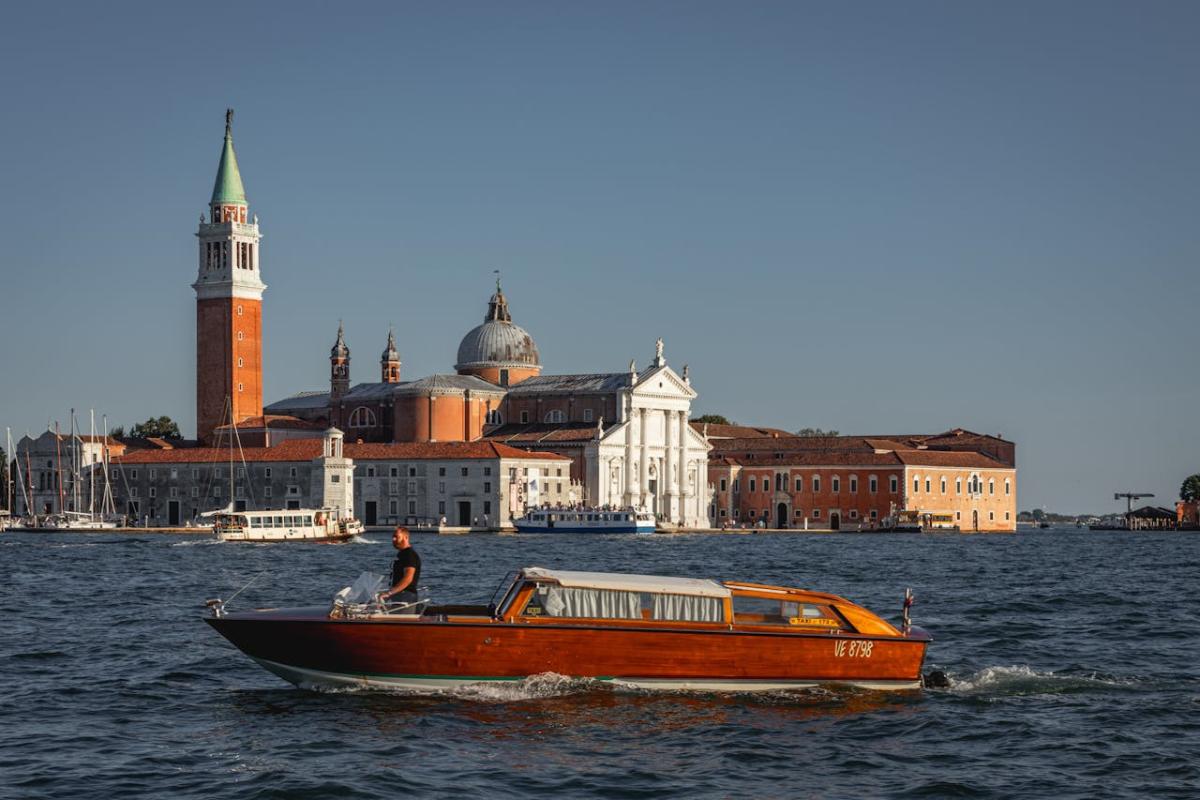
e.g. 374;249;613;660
720;478;727;492
149;487;156;498
264;486;272;498
438;501;445;515
869;475;878;493
484;466;492;476
349;407;377;428
407;480;416;494
212;486;221;497
870;510;878;520
850;476;858;493
390;466;399;477
583;408;593;422
131;487;139;497
237;331;244;341
438;467;446;477
925;478;931;493
409;467;417;477
390;500;398;515
733;508;740;519
235;485;245;498
169;468;178;480
438;481;445;493
989;511;995;521
812;476;820;493
956;477;962;495
913;477;920;493
331;475;340;483
1005;479;1011;495
169;487;178;498
749;477;756;493
191;468;199;479
556;468;563;477
389;479;398;494
989;479;995;495
236;304;243;316
461;467;469;477
794;477;802;492
366;466;376;478
484;482;491;493
889;476;898;493
1005;511;1010;520
131;469;138;480
190;487;199;498
237;383;244;393
941;477;947;493
849;510;858;519
290;467;297;478
749;509;757;518
832;477;840;493
408;500;416;515
733;479;740;492
520;411;529;424
794;508;803;517
775;473;783;492
237;357;244;368
812;509;821;519
719;509;727;518
149;468;157;480
486;409;503;425
544;409;565;423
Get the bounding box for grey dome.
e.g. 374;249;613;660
455;289;540;369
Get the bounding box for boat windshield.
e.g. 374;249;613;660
489;570;522;616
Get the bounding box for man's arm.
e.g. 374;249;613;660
382;567;416;599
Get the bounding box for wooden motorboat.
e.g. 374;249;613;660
205;567;931;692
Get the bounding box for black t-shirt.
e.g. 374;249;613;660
391;547;421;593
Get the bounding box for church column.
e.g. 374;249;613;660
664;410;675;520
639;407;649;509
624;399;635;506
678;410;689;522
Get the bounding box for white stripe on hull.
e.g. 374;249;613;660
251;657;921;693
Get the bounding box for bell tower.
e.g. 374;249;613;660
194;109;265;443
381;328;401;383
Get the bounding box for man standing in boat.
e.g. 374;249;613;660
379;526;421;607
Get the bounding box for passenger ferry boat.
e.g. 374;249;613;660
513;508;656;534
205;567;931;692
210;508;364;543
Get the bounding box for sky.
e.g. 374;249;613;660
0;1;1196;515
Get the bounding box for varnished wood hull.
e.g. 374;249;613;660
207;609;930;692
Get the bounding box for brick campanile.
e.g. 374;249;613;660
193;109;266;443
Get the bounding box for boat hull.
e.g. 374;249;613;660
513;524;655;534
207;610;929;692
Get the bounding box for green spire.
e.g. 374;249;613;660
210;108;247;207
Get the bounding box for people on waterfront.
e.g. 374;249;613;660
380;526;421;606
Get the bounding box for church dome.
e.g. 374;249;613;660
454;287;540;372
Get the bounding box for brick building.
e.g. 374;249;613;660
704;429;1016;532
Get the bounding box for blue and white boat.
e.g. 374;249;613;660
514;508;656;534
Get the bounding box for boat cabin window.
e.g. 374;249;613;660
250;517;262;528
732;595;840;628
521;583;724;623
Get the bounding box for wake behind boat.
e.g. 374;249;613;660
205;567;931;692
514;507;656;534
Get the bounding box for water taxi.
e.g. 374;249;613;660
514;508;656;534
210;508;364;543
205;567;930;692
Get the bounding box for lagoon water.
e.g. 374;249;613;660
1;529;1197;799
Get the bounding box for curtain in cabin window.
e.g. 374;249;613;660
652;593;724;623
542;587;641;619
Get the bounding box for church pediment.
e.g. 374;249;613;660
631;365;696;399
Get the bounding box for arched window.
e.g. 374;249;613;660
940;476;947;494
486;409;503;425
956;477;962;495
348;407;377;428
544;409;566;423
1005;479;1011;496
988;479;995;495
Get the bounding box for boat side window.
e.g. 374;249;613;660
526;584;641;620
250;517;261;528
305;515;313;526
733;596;840;628
274;516;283;527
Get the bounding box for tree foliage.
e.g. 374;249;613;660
1181;474;1200;503
128;416;182;440
693;414;733;426
796;427;839;437
109;426;125;438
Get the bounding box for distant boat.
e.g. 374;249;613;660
209;508;363;543
514;508;656;534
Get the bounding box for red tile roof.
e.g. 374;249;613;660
689;422;795;439
892;450;1007;469
214;414;324;431
113;439;567;464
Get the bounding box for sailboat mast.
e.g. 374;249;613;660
54;421;64;514
4;428;12;515
89;410;96;517
101;414;115;516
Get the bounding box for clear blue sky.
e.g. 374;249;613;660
1;2;1195;514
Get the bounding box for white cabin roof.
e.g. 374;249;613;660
521;567;730;598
